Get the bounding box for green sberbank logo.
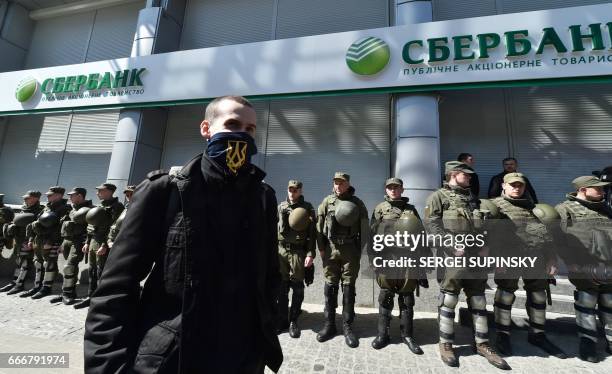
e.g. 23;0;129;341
346;36;390;75
15;77;39;103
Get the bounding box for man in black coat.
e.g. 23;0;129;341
457;153;479;197
84;96;283;373
488;157;538;203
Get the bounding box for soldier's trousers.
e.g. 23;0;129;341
88;239;108;296
32;243;45;289
377;275;418;336
12;239;32;287
439;263;488;344
494;277;549;335
570;278;612;347
278;243;306;283
61;239;84;296
323;242;360;286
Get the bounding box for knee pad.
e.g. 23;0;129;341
378;289;394;309
599;293;612;310
574;290;598;308
494;289;515;309
468;294;486;311
439;291;459;309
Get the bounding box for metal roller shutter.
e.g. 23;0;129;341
85;2;144;62
57;111;119;195
180;0;275;49
432;0;497;21
275;0;389;39
161;101;270;169
0;114;71;203
439;89;511;198
264;95;390;213
509;84;612;205
25;11;95;68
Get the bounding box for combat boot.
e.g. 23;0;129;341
19;287;40;298
528;332;567;359
0;282;15;292
73;297;90;309
6;285;24;295
495;332;512;356
342;284;358;348
371;312;390;349
439;342;458;367
316;283;338;342
49;295;63;304
288;281;304;338
277;281;290;333
474;342;511;370
399;294;423;355
62;293;77;305
31;286;51;299
400;307;423;354
578;337;599;363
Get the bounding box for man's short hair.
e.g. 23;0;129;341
204;95;253;123
502;157;517;164
457;153;472;162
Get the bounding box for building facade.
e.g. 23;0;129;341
0;0;611;218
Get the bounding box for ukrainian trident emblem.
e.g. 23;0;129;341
226;140;247;174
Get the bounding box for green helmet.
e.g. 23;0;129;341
334;200;359;227
86;206;111;227
393;212;425;235
13;212;36;227
38;211;59;228
73;206;91;225
288;207;310;231
532;203;560;224
479;199;500;218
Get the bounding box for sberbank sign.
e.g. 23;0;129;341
17;68;148;104
402;23;611;64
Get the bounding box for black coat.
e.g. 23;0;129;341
84;154;283;373
487;171;539;203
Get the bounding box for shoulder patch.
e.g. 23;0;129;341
147;169;168;181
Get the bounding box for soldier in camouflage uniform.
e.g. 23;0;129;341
425;161;509;369
490;173;566;358
74;183;124;309
21;187;71;299
49;187;94;305
277;180;316;338
370;178;427;354
0;194;15;250
107;185;134;247
555;176;612;362
316;172;368;348
0;191;42;294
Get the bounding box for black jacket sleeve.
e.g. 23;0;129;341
84;176;169;374
263;185;280;320
488;174;502;198
471;173;480;197
525;177;539;204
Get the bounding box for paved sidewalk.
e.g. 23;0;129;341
0;292;610;373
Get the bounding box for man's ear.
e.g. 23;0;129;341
200;120;211;140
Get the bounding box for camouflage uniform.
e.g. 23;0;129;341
25;187;71;298
59;197;94;301
316;172;368;347
277;183;316;335
370;178;428;353
555;176;612;360
425;161;509;369
489;173;565;358
86;196;124;298
0;193;43;294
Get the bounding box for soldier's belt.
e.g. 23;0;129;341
330;237;355;245
280;241;307;251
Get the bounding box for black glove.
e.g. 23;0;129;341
418;278;429;288
304;264;315;287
